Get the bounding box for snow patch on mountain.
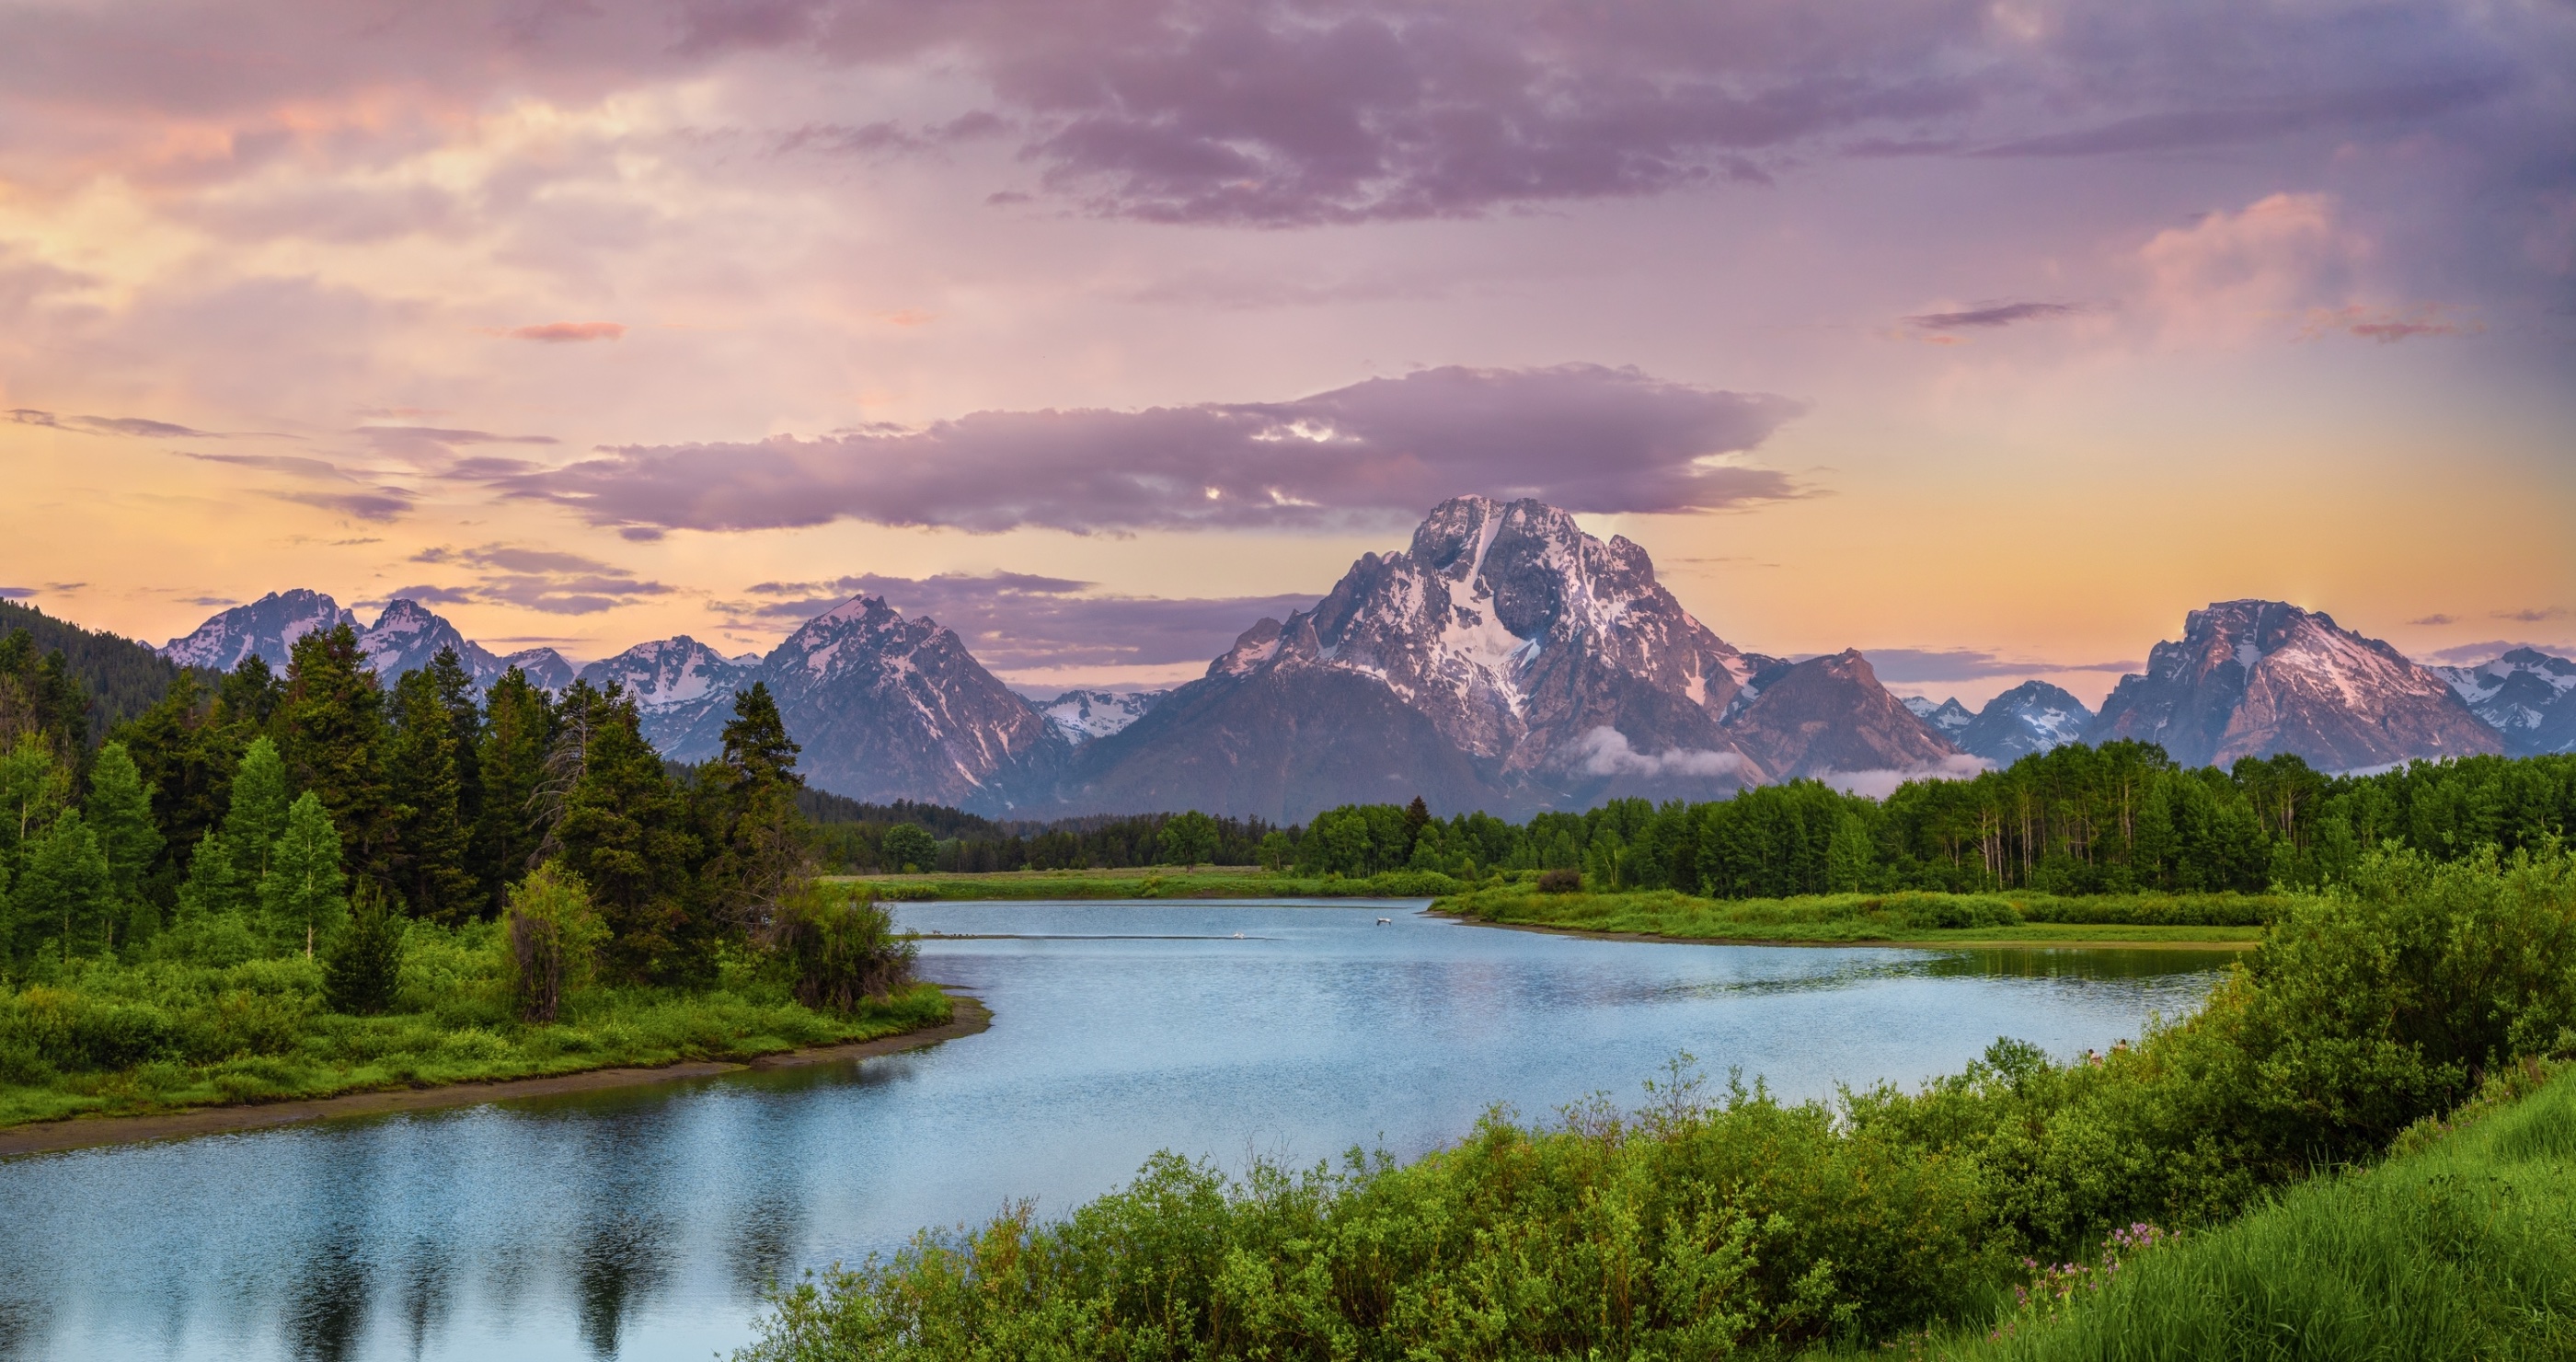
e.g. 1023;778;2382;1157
161;590;355;672
1034;689;1168;745
2432;647;2576;756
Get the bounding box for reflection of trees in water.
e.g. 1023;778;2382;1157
0;1290;48;1362
283;1229;367;1362
392;1240;453;1360
575;1208;672;1358
1669;950;2228;999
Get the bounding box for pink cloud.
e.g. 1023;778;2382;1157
506;321;627;342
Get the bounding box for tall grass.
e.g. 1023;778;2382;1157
1445;883;2279;943
1952;1062;2576;1361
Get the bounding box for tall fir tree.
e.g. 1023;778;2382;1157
425;647;486;848
12;809;115;959
223;736;293;883
472;666;557;911
701;682;810;934
1;733;70;864
280;623;397;882
111;671;241;897
552;689;707;984
261;791;349;957
386;665;477;922
176;828;253;921
84;741;163;903
215;653;284;732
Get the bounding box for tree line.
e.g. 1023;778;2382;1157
0;621;857;995
833;744;2576;899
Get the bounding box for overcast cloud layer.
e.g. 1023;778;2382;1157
0;0;2570;694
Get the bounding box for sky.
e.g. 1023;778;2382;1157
1;0;2571;708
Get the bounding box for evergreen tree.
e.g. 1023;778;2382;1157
472;666;557;910
0;629;93;756
85;741;163;902
279;623;397;882
1825;810;1873;894
701;683;810;934
176;828;253;921
386;666;477;922
0;733;69;864
323;881;407;1015
223;736;293;882
261;791;349;957
110;671;238;893
215;653;284;732
12;809;115;959
552;693;706;984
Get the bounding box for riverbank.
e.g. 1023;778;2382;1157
0;992;986;1158
1437;883;2274;949
833;865;1462;900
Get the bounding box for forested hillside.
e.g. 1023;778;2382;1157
0;601;190;750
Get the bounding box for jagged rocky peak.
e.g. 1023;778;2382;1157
1953;680;2093;763
2087;599;2501;770
359;599;502;683
577;635;754;713
1903;696;1975;737
1727;650;1961;780
1222;495;1765;779
2432;647;2576;756
1035;688;1168;745
763;595;1069;808
161;589;355;672
496;647;575;695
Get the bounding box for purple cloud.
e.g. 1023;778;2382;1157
2495;606;2569;623
728;571;1318;671
0;586;35;600
484;364;1805;536
14;408;224;438
1903;302;2087;332
408;543;675;615
270;488;417;522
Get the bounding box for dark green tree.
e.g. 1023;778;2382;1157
386;665;477;922
1156;810;1219;869
552;691;707;984
279;623;397;882
701;682;811;934
215;653;284;732
12;809;114;959
324;882;408;1015
222;736;293;883
472;666;557;911
880;822;938;873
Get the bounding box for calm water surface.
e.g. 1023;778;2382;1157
0;902;2230;1361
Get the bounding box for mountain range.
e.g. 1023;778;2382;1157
155;497;2568;817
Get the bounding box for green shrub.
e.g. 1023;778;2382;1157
768;884;914;1013
322;884;407;1016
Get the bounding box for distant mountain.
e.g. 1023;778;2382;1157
1727;650;1959;779
2432;648;2576;756
2086;600;2500;770
161;589;354;673
1052;496;1932;818
1903;695;1975;739
1953;681;2093;763
359;599;503;683
1034;689;1167;745
573;636;759;759
763;596;1070;808
496;647;575;694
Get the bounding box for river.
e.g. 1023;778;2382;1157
0;901;2230;1361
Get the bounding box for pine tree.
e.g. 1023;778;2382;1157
223;736;292;882
215;653;283;731
323;881;406;1015
701;683;810;935
85;741;163;903
552;692;706;984
111;671;236;892
177;828;253;920
12;809;115;959
386;666;477;922
472;666;556;914
279;623;397;882
425;647;485;833
0;733;69;863
261;791;349;957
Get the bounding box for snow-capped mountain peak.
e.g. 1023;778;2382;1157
1903;696;1975;736
1034;689;1168;745
2432;647;2576;756
1951;680;2093;762
358;599;503;684
161;589;355;672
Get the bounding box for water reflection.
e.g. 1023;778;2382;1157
0;902;2227;1361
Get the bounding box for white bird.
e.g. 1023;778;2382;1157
1376;917;1392;926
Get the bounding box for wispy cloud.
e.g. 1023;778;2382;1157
2409;613;2458;626
2495;606;2569;623
1862;648;2141;684
1901;302;2087;333
0;586;35;600
502;321;626;342
487;364;1806;537
407;543;673;615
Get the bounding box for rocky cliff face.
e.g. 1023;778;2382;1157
2432;648;2576;756
496;647;575;694
1953;681;2093;763
1726;650;1961;780
2086;600;2501;769
161;590;355;672
1904;696;1975;741
763;596;1070;808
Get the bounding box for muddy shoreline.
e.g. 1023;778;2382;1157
0;992;990;1160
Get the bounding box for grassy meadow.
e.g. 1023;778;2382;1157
1442;882;2279;947
0;917;951;1128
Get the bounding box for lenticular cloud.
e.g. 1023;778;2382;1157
488;364;1805;536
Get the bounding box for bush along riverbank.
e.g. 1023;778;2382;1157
1440;882;2282;945
842;866;1472;902
0;645;940;1128
739;846;2576;1360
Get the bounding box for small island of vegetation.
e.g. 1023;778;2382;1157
0;625;941;1132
